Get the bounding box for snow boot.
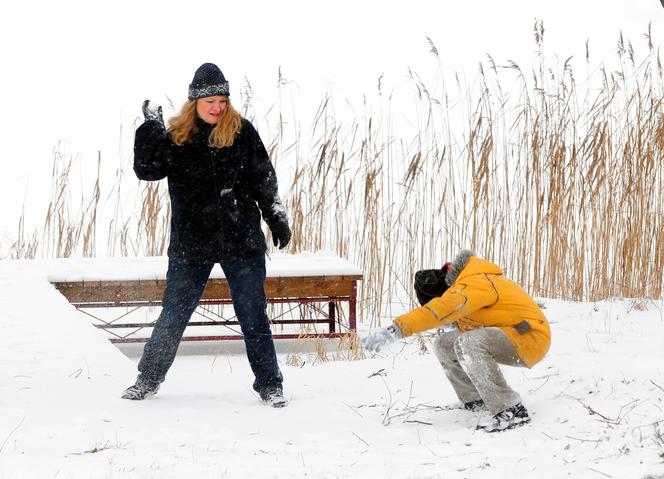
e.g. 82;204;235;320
121;380;160;400
259;387;288;408
463;399;486;412
477;403;530;432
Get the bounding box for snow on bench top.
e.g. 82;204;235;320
3;252;363;282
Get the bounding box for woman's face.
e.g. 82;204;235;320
196;96;228;124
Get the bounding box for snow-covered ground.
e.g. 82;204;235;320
1;258;663;479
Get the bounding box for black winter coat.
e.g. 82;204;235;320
133;117;289;262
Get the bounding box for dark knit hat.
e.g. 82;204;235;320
188;63;230;100
413;262;452;306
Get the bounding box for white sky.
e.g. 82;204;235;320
0;0;662;235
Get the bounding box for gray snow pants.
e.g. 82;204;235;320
433;327;523;415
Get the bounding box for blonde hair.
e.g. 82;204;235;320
167;98;242;148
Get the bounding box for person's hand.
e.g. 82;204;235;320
142;99;164;126
361;324;403;354
271;222;292;249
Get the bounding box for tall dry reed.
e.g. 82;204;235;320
275;21;663;317
34;147;101;259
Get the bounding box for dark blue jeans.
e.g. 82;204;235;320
137;255;283;395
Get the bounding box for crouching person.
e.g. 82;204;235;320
361;250;551;432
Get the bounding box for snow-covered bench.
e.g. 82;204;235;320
49;253;363;344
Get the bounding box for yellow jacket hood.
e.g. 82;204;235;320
448;250;503;283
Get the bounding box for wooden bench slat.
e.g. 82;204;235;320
52;275;363;305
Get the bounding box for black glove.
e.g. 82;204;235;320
142;99;164;126
271;222;292;249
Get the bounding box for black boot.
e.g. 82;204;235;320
463;399;486;412
121;379;160;400
259;386;288;408
477;403;530;432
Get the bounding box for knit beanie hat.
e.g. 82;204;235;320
413;262;453;306
188;63;230;100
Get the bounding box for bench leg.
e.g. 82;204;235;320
349;282;357;332
328;301;336;333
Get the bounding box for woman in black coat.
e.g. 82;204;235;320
122;63;292;407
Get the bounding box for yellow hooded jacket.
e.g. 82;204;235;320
394;252;551;368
